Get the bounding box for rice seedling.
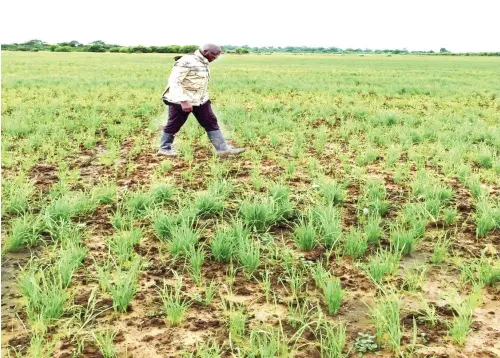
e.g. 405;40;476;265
179;140;195;162
343;227;367;260
108;258;141;312
389;224;418;255
275;245;296;273
314;125;328;153
211;226;236;263
45;192;94;221
176;205;198;227
359;179;389;216
448;288;482;345
357;146;379;166
364;214;383;244
268;183;290;203
95;260;112;292
226;261;238;288
476;213;496;238
92;329;117;358
417;295;439;327
239;196;282;232
105;228;141;267
386;145;402;167
90;182;117;205
293;132;306;158
410;170;433;198
269;184;294;220
401;265;427;292
364;248;401;284
44;219;83;247
187;246;205;285
18;267;68;321
229;305;247;339
312;203;343;249
402;202;427;224
195;191;225;217
293;215;317;251
466;175;484;199
260;268;273;303
98;142;120;167
393;164;409;184
280;266;307;301
159;272;190;326
151;210;175;241
149;182;174;204
318;321;347;358
237;239;260;279
285;161;296;177
473;147;493;169
110;208;134;231
307;156;320;177
170;223;200;258
425;198;442;218
460;254;500;287
213;219;248;261
251;170;266;191
369;294;402;352
431;233;452;264
318;180;345;205
287;299;317;329
159;160;173;174
475;196;497;237
57;242;88;288
323;277;344;314
4;213;44;251
269;133;281;148
443;207;458;225
311;261;331;290
2;176;34;215
124;190;153;217
249;325;288;358
184;339;223;358
449;310;473;346
197;279;217;306
27;332;54;358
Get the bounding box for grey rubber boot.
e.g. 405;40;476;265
207;130;245;157
158;132;177;156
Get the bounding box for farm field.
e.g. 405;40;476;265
1;51;500;358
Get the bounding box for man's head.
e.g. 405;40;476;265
200;44;222;62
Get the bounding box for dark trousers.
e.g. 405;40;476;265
163;99;220;135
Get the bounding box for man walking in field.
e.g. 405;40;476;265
158;43;245;157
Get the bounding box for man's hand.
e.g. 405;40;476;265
181;100;193;112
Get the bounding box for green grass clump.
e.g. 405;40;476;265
239;195;289;232
19;268;68;321
293;215;317;251
370;294;402;353
159;273;190;326
4;214;44;251
343;227;367;260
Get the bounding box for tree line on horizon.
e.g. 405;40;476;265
2;40;499;56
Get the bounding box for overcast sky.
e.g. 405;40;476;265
1;0;499;52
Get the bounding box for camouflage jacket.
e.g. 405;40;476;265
161;49;210;106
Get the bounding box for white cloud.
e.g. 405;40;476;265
1;0;499;52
